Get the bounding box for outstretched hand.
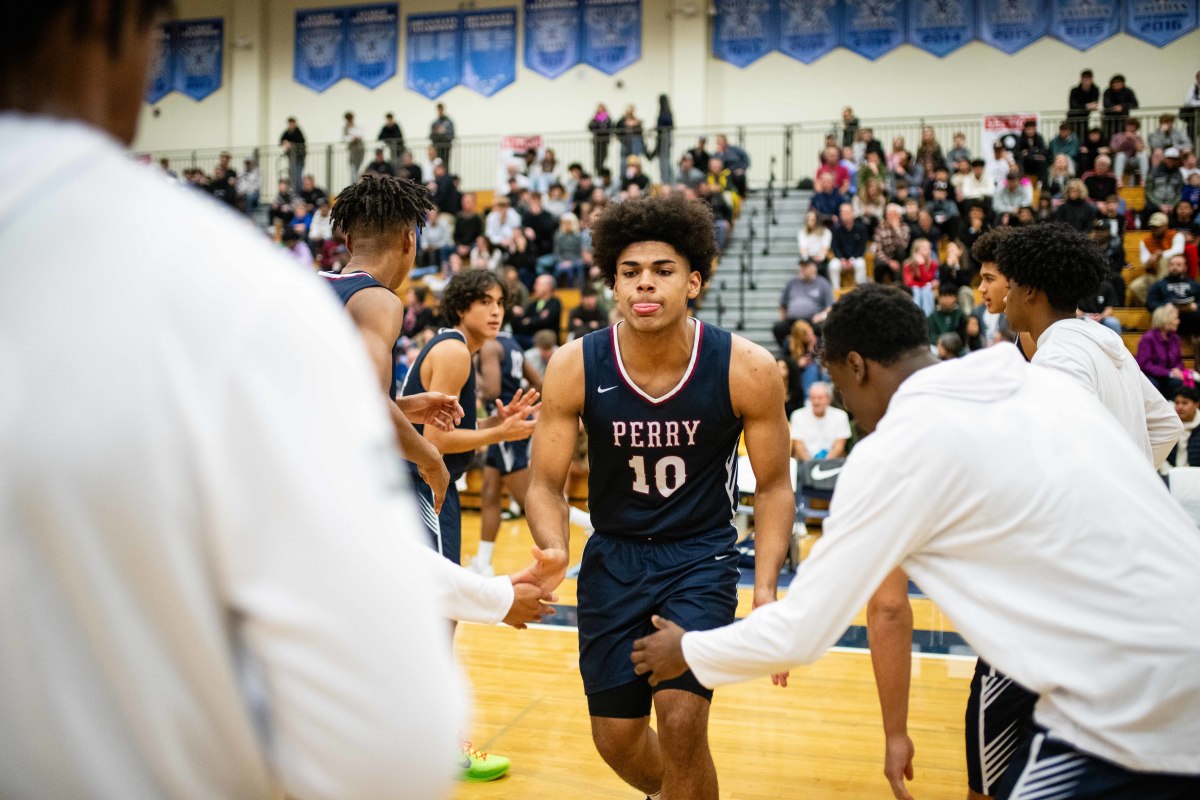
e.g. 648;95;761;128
630;616;688;687
509;545;569;595
502;581;558;630
495;388;542;422
399;392;464;432
883;733;915;800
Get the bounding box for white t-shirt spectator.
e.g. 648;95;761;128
789;405;852;457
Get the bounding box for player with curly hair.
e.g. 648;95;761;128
524;194;795;800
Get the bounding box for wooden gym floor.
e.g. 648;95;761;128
451;513;975;799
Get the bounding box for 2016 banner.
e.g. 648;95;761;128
978;0;1048;53
294;4;398;93
461;9;518;97
712;0;778;68
525;0;582;79
145;18;223;103
1125;0;1199;46
908;0;974;57
581;0;642;75
842;0;908;60
1051;0;1120;50
406;13;460;99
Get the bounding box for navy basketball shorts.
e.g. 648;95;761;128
408;464;462;565
484;436;531;476
966;658;1039;795
994;730;1200;800
577;527;740;718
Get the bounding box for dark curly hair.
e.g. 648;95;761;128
590;194;718;287
995;223;1107;313
970;226;1014;265
821;284;929;366
440;269;508;327
330;173;434;239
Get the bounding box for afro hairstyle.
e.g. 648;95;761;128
590;193;718;288
330;173;434;239
821;284;930;367
440;268;508;327
994;223;1107;313
970;226;1014;265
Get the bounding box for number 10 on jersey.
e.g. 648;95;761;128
629;455;687;498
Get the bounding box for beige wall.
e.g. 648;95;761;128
133;0;1200;153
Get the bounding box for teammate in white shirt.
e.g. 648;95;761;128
632;285;1200;800
788;382;850;462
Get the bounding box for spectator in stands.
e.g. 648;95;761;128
959;158;995;205
542;212;584;288
810;173;845;223
887;136;911;173
778;320;822;418
1015;119;1049;184
401;286;436;340
1044;155;1074;198
1149;114;1193;157
1076;244;1122;335
964;314;987;351
874;204;910;285
237;159;260;213
715;134;750;196
1166;386;1200;470
617;105;644;161
429;102;454;169
901;197;922;236
856;150;886;194
1083;153;1119;201
1111;118;1149;186
799;209;832;279
427;163;461;215
817;145;851;194
891;177;914;207
1068;69;1099;138
1136;217;1187;305
947;132;970;167
1171;198;1200;239
208;166;238;208
299;174;327;209
936;331;964;359
588;104;613;174
519;191;557;257
1147;253;1200;334
831;203;869;288
789;382;849;463
308;202;334;251
280;228;313;270
485;196;522;250
621;156;650;194
960;204;989;263
688;137;712;173
452;193;483;257
988;140;1017;187
1076;126;1108;175
365;148;395;177
567;285;608;340
1185;168;1200;209
523;329;559;377
676;152;705;189
696;181;734;251
279;116;306;191
993;171;1032;223
1087;212;1127;302
1137;304;1198;398
1049;122;1081;168
928;283;967;345
469;235;504;272
510;274;562;348
1054;179;1097;232
841;106;859;148
1145;148;1185;225
926;180;960;241
890;151;924;198
268;179;298;227
416;208;452;270
342;111;365;179
378;112;404;166
1102;74;1139;139
939;241;974;312
904;238;939;314
853;179;886;235
773;258;833;349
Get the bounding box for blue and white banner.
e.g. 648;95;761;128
344;4;398;88
582;0;641;75
778;0;840;64
146;23;174;104
842;0;908;60
1050;0;1120;50
461;9;517;97
1124;0;1198;46
713;0;778;68
173;19;223;101
406;14;460;99
525;0;582;79
978;0;1048;53
295;8;345;92
908;0;973;57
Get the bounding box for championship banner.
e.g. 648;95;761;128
1124;0;1198;46
344;4;398;88
461;9;517;97
778;0;840;64
406;13;461;99
146;23;175;104
842;0;908;60
581;0;642;75
712;0;778;68
173;19;223;101
525;0;582;79
295;8;346;92
1051;0;1120;50
978;0;1048;54
907;0;973;57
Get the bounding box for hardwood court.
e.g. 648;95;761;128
451;513;975;799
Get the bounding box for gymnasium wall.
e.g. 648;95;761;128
133;0;1200;153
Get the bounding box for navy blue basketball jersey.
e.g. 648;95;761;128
582;320;742;539
400;329;477;480
320;270;404;396
495;332;526;406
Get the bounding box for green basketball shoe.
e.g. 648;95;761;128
458;742;510;782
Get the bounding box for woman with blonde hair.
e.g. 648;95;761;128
777;319;826;416
1138;303;1198;397
1045;154;1074;198
798;208;832;278
1053;178;1096;231
853;178;886;236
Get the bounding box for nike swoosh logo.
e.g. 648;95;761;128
597;385;617;394
715;554;735;561
809;465;842;481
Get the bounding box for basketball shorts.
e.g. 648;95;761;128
995;730;1200;800
484;436;531;476
966;658;1039;795
409;464;462;565
578;527;740;718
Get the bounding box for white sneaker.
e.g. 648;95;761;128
468;558;494;578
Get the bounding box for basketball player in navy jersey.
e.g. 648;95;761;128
525;194;795;800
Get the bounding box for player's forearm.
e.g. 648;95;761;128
752;482;795;596
526;481;571;552
868;602;914;738
427;426;507;454
391;405;442;468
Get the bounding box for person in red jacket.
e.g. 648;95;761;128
903;237;939;315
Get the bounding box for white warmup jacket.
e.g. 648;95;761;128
682;344;1200;774
0;114;511;800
